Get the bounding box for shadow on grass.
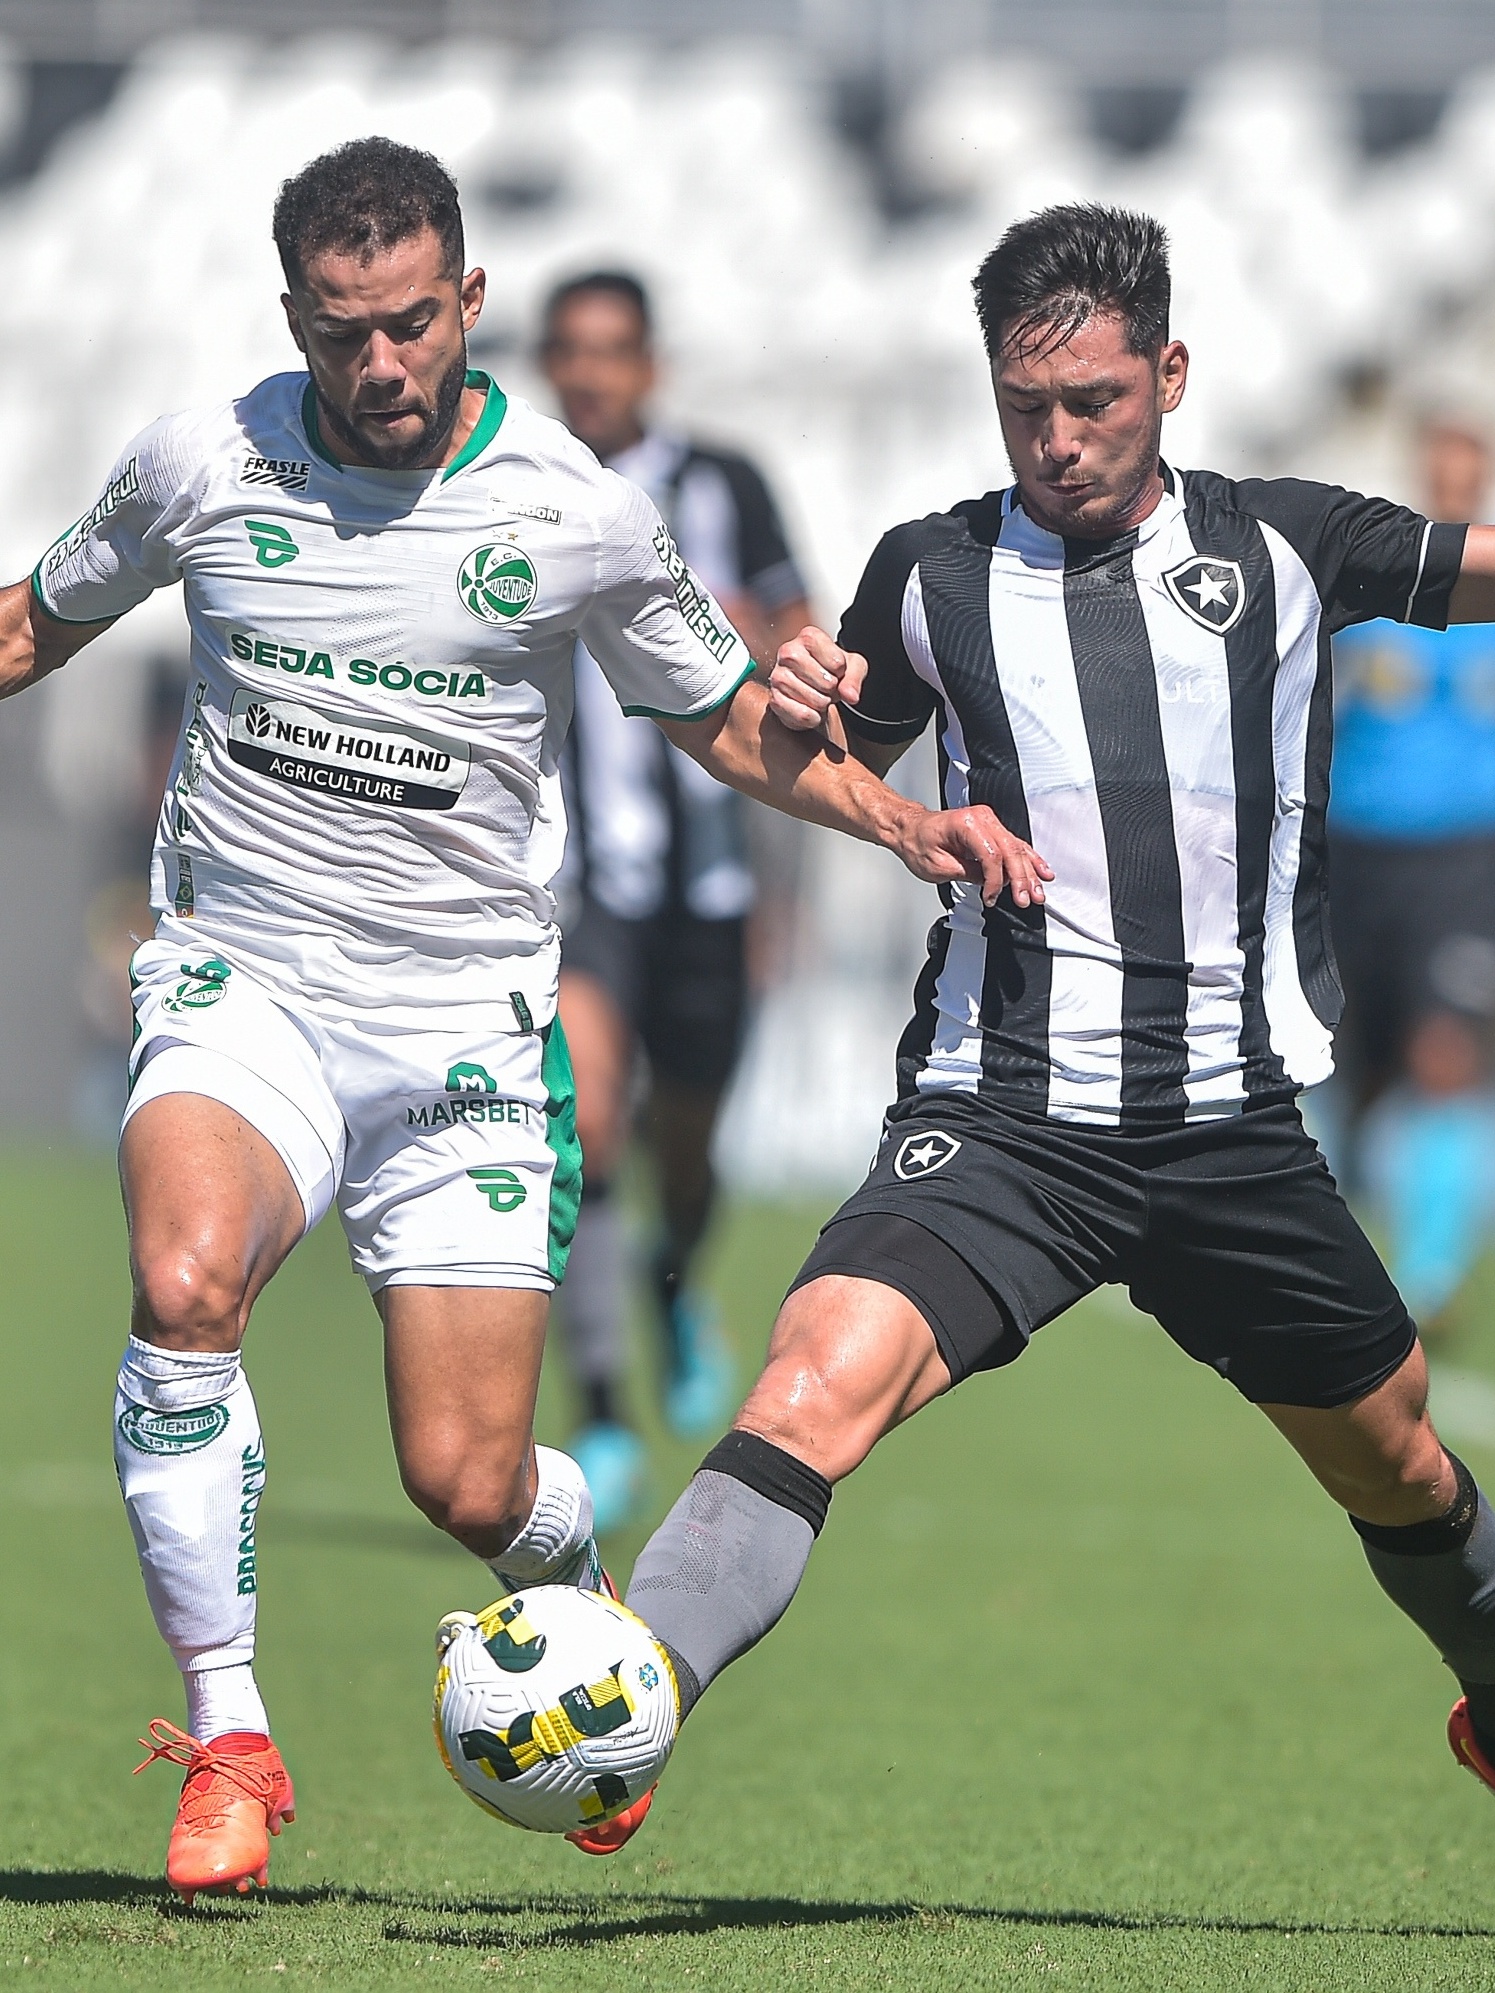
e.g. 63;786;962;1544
4;1877;1492;1950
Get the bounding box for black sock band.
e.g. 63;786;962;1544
701;1430;832;1537
1350;1451;1480;1556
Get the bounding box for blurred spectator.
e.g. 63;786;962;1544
539;269;812;1529
1329;411;1495;1327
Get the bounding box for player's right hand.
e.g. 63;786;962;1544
769;626;868;732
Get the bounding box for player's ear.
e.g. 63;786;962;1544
460;267;486;334
1158;339;1188;414
281;292;307;355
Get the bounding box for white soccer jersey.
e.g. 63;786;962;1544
34;370;754;1026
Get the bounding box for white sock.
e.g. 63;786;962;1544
114;1335;271;1734
185;1662;269;1742
487;1444;599;1590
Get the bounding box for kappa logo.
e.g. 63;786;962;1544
468;1166;527;1213
1162;554;1246;634
118;1402;230;1455
892;1129;962;1180
246;519;300;569
459;543;537;624
161;958;232;1015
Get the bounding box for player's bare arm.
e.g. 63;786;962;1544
1448;523;1495;621
0;576;112;696
656;672;1053;909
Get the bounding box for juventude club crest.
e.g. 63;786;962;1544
459;543;537;624
161;958;232;1015
1162;554;1247;634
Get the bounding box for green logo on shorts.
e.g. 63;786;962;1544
447;1062;498;1094
160;958;232;1015
118;1402;231;1455
468;1166;527;1213
246;519;300;568
458;544;536;624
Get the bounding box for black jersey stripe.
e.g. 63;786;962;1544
1063;536;1190;1118
918;519;1052;1106
894;917;953;1099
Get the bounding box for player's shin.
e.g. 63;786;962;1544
1352;1451;1495;1752
487;1443;604;1592
625;1430;830;1717
113;1335;270;1740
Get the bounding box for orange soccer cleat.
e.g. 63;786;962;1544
1449;1697;1495;1795
566;1783;655;1855
134;1719;296;1906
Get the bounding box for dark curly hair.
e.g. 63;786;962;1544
272;136;464;289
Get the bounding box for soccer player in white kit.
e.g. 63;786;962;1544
0;138;1045;1901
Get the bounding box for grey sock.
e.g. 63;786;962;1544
1353;1455;1495;1701
626;1432;831;1718
560;1191;627;1400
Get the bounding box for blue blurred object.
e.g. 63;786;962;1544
1362;1087;1495;1321
1332;621;1495;842
570;1421;648;1537
664;1294;735;1439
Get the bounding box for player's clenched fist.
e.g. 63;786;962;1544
894;803;1054;909
769;625;868;731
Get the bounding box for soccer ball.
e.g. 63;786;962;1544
433;1587;679;1834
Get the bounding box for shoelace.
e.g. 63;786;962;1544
133;1718;281;1824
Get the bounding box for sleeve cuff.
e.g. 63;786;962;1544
842;704;932;745
1409;521;1469;629
619;657;756;721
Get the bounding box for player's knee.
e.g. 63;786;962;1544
1329;1415;1451;1521
402;1452;531;1555
131;1246;248;1349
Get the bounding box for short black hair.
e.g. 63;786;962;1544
541;270;652;345
273;136;464;290
973;204;1170;362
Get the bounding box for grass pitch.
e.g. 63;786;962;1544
1;1147;1494;1989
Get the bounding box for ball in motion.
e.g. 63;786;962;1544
433;1588;679;1834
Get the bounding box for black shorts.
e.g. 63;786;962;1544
1330;829;1495;1093
561;896;746;1093
790;1095;1415;1410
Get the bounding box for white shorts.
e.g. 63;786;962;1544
123;938;581;1293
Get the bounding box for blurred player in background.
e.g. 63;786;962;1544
1331;411;1495;1328
540;271;812;1529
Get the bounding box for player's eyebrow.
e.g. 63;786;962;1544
311;295;445;331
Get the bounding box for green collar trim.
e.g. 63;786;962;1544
299;369;507;478
443;370;507;480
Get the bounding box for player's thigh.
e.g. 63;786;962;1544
380;1283;550;1527
121;945;344;1347
122;1094;306;1346
737;1273;953;1484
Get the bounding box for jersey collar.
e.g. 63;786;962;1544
299;368;507;480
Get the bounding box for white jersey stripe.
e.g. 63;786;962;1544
1259;521;1335;1087
1137;564;1247;1111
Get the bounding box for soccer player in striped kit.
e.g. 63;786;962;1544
622;204;1495;1845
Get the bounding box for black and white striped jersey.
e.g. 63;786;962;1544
840;467;1467;1127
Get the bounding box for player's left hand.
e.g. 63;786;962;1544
769;627;867;736
894;804;1054;909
